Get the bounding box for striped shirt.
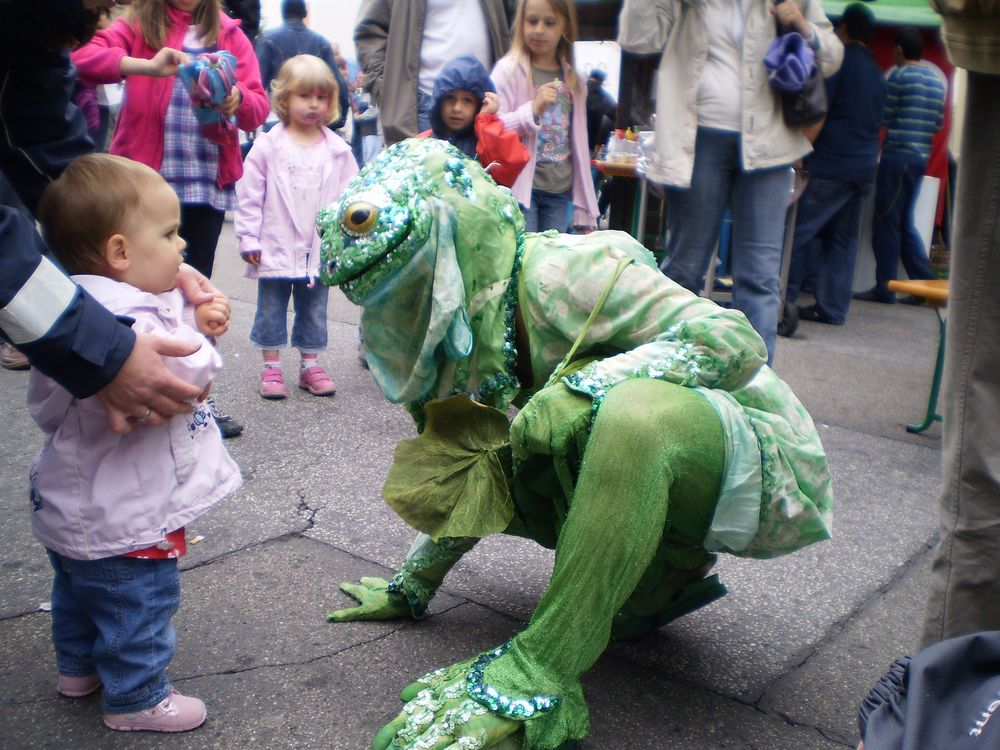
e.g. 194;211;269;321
881;61;946;165
159;26;235;211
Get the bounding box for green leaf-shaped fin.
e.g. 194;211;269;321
383;396;514;540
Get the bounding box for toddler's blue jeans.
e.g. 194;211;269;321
250;278;329;353
47;550;179;714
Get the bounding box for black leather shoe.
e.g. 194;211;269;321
797;304;839;324
853;288;895;304
898;294;925;306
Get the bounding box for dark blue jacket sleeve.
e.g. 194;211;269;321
315;36;349;131
0;207;135;398
256;35;276;92
332;58;350;132
0;0;96;214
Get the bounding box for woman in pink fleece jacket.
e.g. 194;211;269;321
72;0;268;280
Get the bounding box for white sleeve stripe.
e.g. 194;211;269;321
0;257;78;345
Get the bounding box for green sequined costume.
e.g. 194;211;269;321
319;139;833;750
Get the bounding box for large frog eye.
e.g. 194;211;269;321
342;202;378;236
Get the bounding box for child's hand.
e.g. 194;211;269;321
176;263;218;306
480;91;499;116
195;294;231;337
242;251;261;267
145;47;189;77
217;85;242;117
532;81;559;120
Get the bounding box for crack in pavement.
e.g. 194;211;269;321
295;490;325;532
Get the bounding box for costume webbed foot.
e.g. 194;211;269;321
327;577;412;622
373;664;521;750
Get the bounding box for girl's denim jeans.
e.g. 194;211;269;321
47;550;179;713
521;188;572;233
250;278;329;353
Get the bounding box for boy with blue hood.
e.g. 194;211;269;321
419;55;529;189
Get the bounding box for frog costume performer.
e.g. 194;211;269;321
319;139;833;750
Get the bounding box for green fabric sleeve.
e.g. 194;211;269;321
519;234;768;397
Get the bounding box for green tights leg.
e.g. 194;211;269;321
375;379;726;749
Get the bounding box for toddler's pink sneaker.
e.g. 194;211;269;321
299;365;336;396
259;367;288;399
103;689;206;733
57;673;101;698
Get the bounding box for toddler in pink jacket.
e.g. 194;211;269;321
236;54;358;400
30;154;242;734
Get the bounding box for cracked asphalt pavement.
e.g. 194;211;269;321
0;221;944;748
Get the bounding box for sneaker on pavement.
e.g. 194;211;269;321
853;287;895;304
206;396;244;438
57;673;101;698
0;341;29;370
259;367;288;399
299;365;336;396
104;689;206;733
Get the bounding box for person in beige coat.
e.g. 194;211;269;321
353;0;515;146
920;0;1000;647
618;0;842;364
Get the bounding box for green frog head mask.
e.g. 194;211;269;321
318;139;526;412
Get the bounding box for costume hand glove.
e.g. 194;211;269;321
327;577;412;622
510;382;594;460
372;661;521;750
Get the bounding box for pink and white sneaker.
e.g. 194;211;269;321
103;689;206;733
260;367;288;399
57;673;101;698
299;365;336;396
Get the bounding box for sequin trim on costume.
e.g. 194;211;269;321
444;156;475;198
466;641;559;720
476;232;524;410
563;320;750;419
397;688;489;748
386;537;466;618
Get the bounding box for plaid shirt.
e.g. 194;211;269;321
160;29;235;211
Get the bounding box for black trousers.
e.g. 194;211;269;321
179;204;226;279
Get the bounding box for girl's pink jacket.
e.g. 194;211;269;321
491;54;598;227
72;5;268;188
235;122;359;280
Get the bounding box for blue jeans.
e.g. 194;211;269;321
521;189;572;233
250;278;329;353
871;155;933;300
661;127;792;364
787;175;873;324
47;550;179;713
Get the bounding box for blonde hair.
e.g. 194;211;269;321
270;54;341;126
37;154;165;275
129;0;221;49
507;0;581;92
